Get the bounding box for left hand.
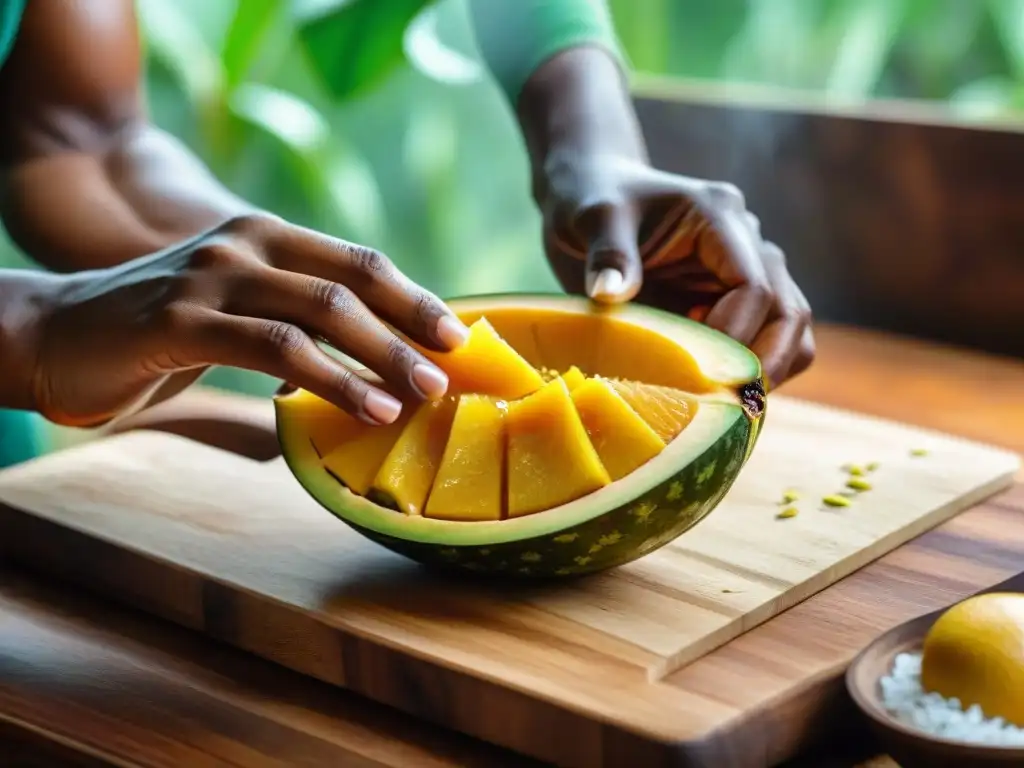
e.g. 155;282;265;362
539;155;815;389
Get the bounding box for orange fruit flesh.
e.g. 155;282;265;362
423;395;506;522
305;315;708;520
506;378;611;519
570;378;666;482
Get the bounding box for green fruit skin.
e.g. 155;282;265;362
322;409;761;580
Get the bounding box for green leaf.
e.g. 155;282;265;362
222;0;286;88
292;0;434;101
402;4;481;86
229;83;386;244
136;0;225;107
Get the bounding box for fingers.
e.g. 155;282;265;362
745;242;814;388
184;310;404;425
227;268;450;403
248;218;469;352
694;201;773;346
576;201;643;303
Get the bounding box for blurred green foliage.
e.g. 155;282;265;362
4;0;1024;401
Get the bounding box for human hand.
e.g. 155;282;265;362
539;155;815;388
25;214;469;427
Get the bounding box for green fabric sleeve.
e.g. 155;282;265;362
0;409;43;469
0;0;27;71
463;0;628;103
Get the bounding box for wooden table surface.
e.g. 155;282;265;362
2;322;1023;768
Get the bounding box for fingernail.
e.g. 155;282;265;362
412;363;449;399
276;381;298;396
436;314;470;349
363;389;402;424
588;268;624;300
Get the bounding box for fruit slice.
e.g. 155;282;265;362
371;397;458;515
320;414;409;496
424;395;506;522
561;365;586;391
418;317;544;399
506;378;611;518
274;389;363;457
608;379;698;442
570;378;665;481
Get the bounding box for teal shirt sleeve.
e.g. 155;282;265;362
0;0;27;70
463;0;628;103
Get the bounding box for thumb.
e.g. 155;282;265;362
583;204;643;304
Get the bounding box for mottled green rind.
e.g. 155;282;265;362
358;412;753;578
281;404;759;579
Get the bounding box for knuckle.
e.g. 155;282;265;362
334;368;366;403
703;181;745;210
385;335;414;371
413;290;443;326
262;321;306;358
189;241;246;272
220;211;281;240
353;246;391;276
313;279;356;317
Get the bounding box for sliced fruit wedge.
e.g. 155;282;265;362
416;316;544;400
506;377;611;518
570;377;666;481
371;397;458;515
424;395;506;522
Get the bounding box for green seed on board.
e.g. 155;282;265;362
822;494;851;508
780;489;800;504
866;462;880;472
846;465;865;476
911;448;928;457
846;478;873;492
776;507;799;519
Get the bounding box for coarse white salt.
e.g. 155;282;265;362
879;651;1024;747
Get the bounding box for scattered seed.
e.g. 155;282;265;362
866;462;880;472
911;448;928;457
780;489;800;504
722;588;741;593
846;464;865;476
776;507;799;519
846;477;873;492
822;494;852;508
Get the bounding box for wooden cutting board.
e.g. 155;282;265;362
0;394;1018;767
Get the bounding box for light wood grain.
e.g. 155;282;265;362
0;391;1017;767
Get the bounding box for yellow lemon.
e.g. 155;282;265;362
921;592;1024;725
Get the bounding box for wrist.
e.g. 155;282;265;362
0;269;66;412
517;45;649;203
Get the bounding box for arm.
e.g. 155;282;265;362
463;0;647;201
0;0;254;273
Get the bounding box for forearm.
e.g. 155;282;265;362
465;0;648;200
0;122;254;272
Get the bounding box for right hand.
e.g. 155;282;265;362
26;213;469;428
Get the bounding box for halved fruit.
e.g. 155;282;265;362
506;378;611;519
277;293;766;579
570;378;665;481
